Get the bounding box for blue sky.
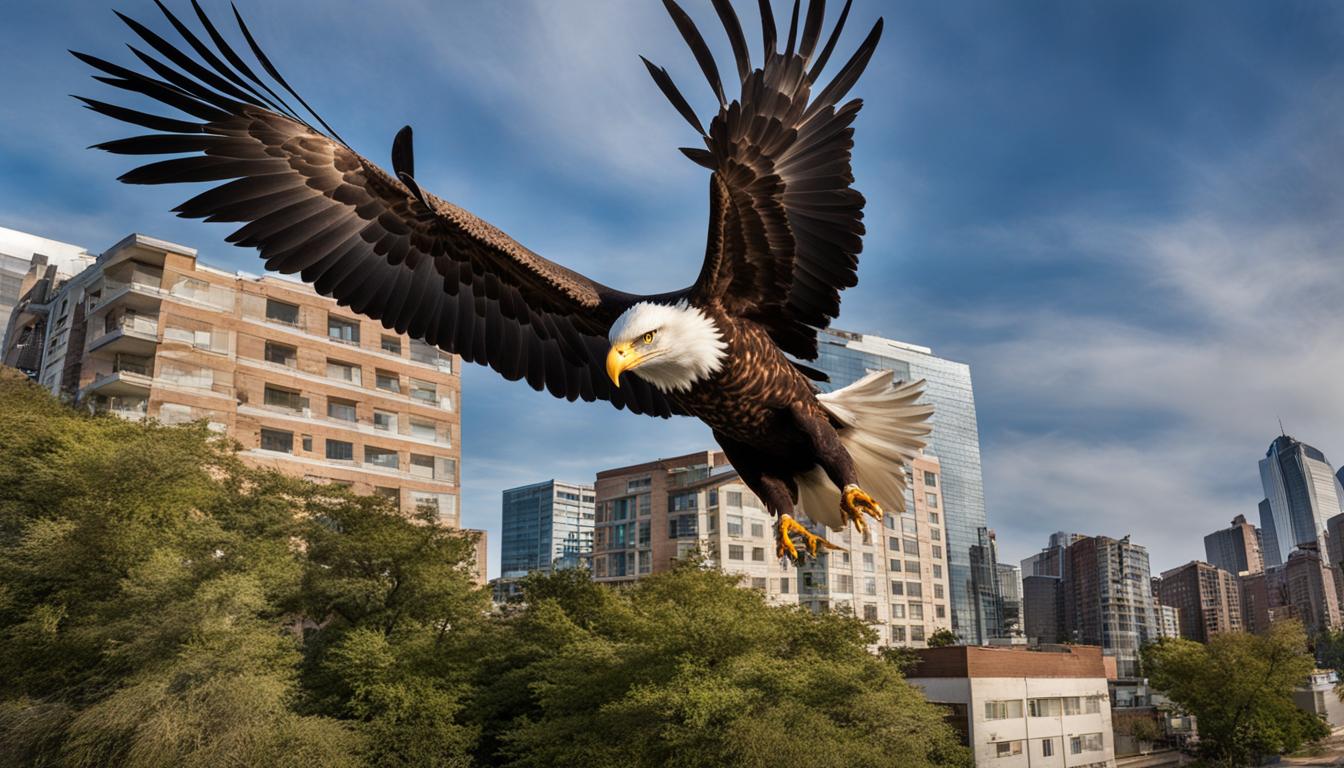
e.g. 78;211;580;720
2;0;1342;579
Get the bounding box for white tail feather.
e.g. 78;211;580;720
796;371;933;531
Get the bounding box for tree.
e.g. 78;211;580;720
925;628;959;648
1143;621;1329;767
466;564;972;768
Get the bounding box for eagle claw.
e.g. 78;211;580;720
775;513;842;562
841;484;883;535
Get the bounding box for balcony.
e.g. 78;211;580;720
81;368;152;399
91;395;149;422
88;315;159;357
87;278;164;316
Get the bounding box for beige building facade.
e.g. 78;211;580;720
592;450;952;648
24;233;465;536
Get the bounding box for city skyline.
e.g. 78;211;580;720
2;0;1342;579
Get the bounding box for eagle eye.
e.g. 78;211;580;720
642;331;656;345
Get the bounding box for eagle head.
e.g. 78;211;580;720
606;301;727;393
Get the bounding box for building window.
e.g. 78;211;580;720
1041;738;1054;757
865;577;877;595
375;370;400;393
751;522;764;538
409;419;438;442
994;741;1023;758
929;511;939;525
904;561;920;574
930;527;941;541
259;428;293;453
326;359;361;385
263;385;306;413
933;564;943;579
932;545;943;559
780;578;790;594
936;604;946;618
409;378;437;403
891;604;905;618
910;625;925;642
264;341;297;367
909;603;924;620
727;514;744;536
902;518;917;534
365;446;399;469
907;582;923;598
926;492;938;508
863;552;875;572
327;398;357;422
891;625;905;642
891;581;904;596
301;434;312;452
373;486;399;506
325;439;353;461
265;298;299;325
1070;734;1103;754
409;454;435;479
904;537;919;554
923;471;936;487
328;315;359;344
725;490;742;506
381;335;402;355
752;547;765;562
934;584;944;600
729;544;744;560
888;536;900;551
373;410;397;432
863;603;878;622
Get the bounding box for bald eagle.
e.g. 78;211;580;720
75;0;931;559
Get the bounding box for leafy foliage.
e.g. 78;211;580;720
1142;621;1328;767
925;628;958;648
0;371;968;767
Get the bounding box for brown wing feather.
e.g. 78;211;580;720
76;1;681;417
649;0;881;362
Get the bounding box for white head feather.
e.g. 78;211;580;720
607;301;728;392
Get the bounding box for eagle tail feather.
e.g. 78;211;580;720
796;371;932;532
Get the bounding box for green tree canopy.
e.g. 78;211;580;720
0;370;968;767
1142;620;1328;767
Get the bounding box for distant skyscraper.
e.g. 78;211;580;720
1203;514;1264;576
1282;543;1342;637
1021;575;1063;643
996;563;1022;636
500;480;595;580
1258;435;1344;567
1159;561;1243;642
1065;535;1158;677
813;328;999;643
1154;603;1181;639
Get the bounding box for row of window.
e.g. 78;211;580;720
258;427;455;480
264;299;452;371
984;696;1103;720
262;345;452;406
991;733;1104;760
261;383;452;442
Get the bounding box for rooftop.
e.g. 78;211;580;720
907;644;1107;679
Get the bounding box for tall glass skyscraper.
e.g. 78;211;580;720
813;329;1000;643
500;480;595;580
1258;435;1344;567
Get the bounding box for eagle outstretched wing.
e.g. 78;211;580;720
75;0;683;417
647;0;881;365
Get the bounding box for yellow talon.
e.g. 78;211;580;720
841;484;883;535
775;513;842;562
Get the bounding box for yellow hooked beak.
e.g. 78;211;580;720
606;341;640;387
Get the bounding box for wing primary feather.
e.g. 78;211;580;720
710;0;751;82
113;10;260;109
758;0;777;56
806;0;851;84
784;0;800;57
150;0;285;114
74;95;202;134
799;0;826;60
662;0;726;106
188;0;302;122
679;147;716;168
229;3;346;144
125;45;244;112
809;17;882;114
640;57;706;136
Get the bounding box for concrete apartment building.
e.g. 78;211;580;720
591;449;954;648
1203;514;1264;576
0;227;94;362
908;645;1115;768
1154;603;1181;639
499;479;595;580
1157;561;1243;642
2;231;480;579
1280;544;1342;637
